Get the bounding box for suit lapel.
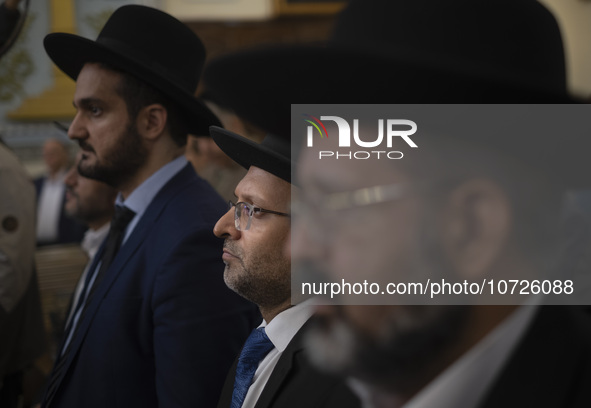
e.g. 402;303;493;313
217;357;240;408
479;306;590;408
253;325;307;408
51;163;198;396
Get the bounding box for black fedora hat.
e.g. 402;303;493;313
209;126;292;184
44;5;220;136
203;0;579;140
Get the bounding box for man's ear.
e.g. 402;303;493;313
137;103;167;141
439;179;511;279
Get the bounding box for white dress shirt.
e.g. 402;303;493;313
64;223;110;328
241;298;317;408
36;170;66;243
116;155;188;244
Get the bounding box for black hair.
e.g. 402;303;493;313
100;63;189;147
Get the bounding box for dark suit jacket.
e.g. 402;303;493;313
479;305;591;408
44;164;259;408
34;175;86;246
217;320;360;408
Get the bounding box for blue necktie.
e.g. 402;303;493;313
231;327;275;408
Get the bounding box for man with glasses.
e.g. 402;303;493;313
210;127;359;408
202;0;591;406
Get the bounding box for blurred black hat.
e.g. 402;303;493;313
204;0;578;139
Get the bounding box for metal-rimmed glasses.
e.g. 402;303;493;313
228;201;290;231
290;183;414;240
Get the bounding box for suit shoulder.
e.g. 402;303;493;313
155;172;226;229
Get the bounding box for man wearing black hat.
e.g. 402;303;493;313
41;6;258;408
203;0;591;407
210;127;359;408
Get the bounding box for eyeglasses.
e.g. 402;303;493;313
292;182;410;214
291;183;413;240
228;201;290;231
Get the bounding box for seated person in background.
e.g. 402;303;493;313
210;126;359;408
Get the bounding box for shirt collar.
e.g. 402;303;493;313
349;303;539;408
81;222;110;259
405;304;538;408
260;298;317;352
116;155;186;214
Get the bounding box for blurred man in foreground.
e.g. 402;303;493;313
203;0;591;407
292;113;591;408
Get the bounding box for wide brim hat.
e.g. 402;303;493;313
202;0;589;188
209;126;292;184
44;5;220;136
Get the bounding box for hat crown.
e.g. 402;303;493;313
96;5;205;92
332;0;566;92
261;134;290;161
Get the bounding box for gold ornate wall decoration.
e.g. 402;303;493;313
0;14;35;103
7;0;77;120
84;9;114;36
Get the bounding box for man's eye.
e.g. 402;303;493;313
90;106;102;115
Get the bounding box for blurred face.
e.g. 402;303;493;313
68;63;148;188
64;153;117;226
213;166;291;309
197;137;235;167
42;139;69;174
292;138;467;393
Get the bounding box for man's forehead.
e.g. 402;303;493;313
75;63;122;95
78;62;121;80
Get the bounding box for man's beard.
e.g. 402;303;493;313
302;214;470;395
65;188;109;226
223;240;291;309
305;303;468;394
78;121;148;188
